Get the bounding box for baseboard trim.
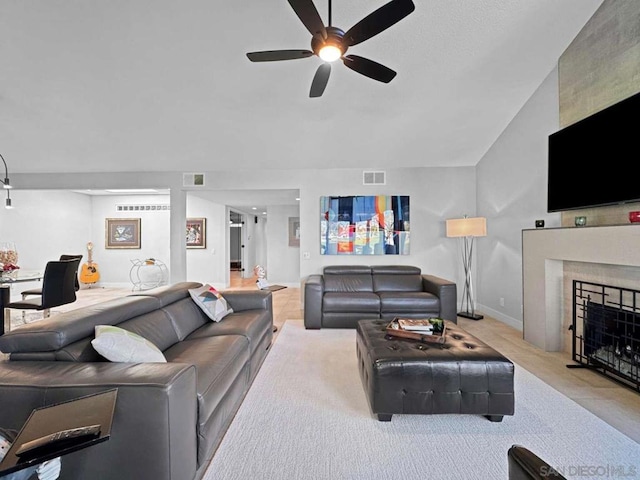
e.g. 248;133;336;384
475;303;522;331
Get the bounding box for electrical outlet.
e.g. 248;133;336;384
303;252;310;260
499;297;505;307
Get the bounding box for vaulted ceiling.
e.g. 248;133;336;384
0;0;603;175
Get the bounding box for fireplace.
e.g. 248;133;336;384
522;225;640;352
571;280;640;391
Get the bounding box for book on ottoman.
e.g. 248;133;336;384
385;318;446;344
397;318;434;333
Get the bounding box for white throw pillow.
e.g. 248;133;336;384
91;325;166;363
188;284;234;322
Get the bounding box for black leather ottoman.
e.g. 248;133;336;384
356;319;514;422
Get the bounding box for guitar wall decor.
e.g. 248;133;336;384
80;242;100;284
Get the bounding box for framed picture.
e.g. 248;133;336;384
320;195;410;255
288;217;300;247
186;218;206;249
105;218;141;249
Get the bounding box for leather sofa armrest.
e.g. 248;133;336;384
223;290;272;313
421;274;457;323
508;445;566;480
0;361;198;480
304;275;324;329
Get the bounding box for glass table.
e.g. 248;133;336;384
1;270;44;336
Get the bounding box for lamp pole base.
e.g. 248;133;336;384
457;311;484;320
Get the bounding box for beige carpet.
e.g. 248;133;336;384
204;320;640;480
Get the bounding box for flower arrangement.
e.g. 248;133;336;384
0;242;19;272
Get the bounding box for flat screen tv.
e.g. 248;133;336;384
547;90;640;212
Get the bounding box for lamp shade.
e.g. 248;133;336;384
446;217;487;238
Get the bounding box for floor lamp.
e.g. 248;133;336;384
446;216;487;320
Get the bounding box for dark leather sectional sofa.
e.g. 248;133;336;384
0;282;273;480
304;265;457;329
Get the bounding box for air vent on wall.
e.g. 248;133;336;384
363;171;386;185
117;204;170;212
183;173;205;187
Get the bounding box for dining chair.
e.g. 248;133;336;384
5;258;81;326
20;254;83;300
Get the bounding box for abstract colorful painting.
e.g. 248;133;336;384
320;195;410;255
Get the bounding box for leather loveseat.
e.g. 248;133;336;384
304;265;457;329
0;282;273;480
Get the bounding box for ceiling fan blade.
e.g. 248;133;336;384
342;55;397;83
288;0;327;38
309;63;331;98
343;0;415;47
246;50;314;62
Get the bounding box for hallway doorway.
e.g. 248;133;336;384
229;211;244;273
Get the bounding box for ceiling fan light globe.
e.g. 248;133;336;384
319;45;342;62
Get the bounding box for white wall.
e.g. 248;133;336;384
0;190;92;297
255;217;267;271
0;192;173;290
90;194;171;287
265;205;300;286
298;167;476;288
186;194;226;288
13;166;477;306
241;213;258;280
475;67;563;329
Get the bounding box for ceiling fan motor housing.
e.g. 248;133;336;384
312;26;346;57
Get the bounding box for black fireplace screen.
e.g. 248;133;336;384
571;280;640;391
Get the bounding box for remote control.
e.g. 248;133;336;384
15;424;101;458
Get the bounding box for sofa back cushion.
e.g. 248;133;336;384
0;296;160;355
132;281;209;341
56;337;104;362
0;282;206;360
129;281;203;307
161;297;209;340
372;265;423;292
323;266;373;292
116;309;180;352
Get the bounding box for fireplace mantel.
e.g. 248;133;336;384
522;224;640;351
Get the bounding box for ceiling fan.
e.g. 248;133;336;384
246;0;415;98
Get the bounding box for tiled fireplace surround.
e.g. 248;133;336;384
522;224;640;353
